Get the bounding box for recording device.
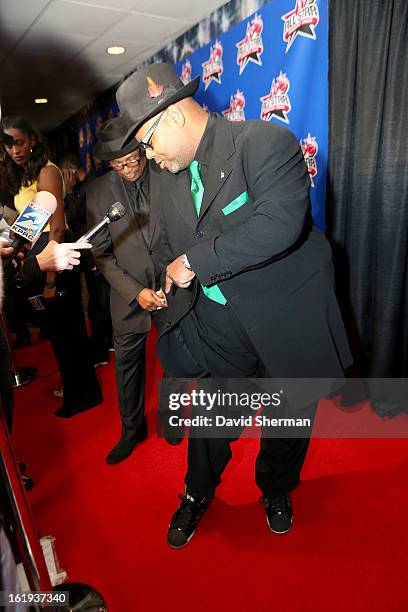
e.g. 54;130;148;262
3;191;57;273
78;202;126;243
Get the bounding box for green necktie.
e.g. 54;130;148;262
189;160;204;216
188;161;227;306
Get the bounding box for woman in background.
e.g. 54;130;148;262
2;116;66;294
1;116;102;418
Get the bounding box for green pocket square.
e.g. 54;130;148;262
222;191;249;216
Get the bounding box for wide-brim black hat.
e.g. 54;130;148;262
93;116;140;161
116;62;199;146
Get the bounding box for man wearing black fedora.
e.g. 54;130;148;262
86;116;167;464
116;63;352;547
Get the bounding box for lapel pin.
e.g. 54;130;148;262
220;171;225;179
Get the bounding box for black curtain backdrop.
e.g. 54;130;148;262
328;0;408;404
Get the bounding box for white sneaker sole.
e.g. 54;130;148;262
266;515;293;535
167;529;196;549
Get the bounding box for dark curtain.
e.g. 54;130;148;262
328;0;408;412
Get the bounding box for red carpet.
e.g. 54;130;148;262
11;334;408;612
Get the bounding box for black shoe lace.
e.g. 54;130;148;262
259;494;288;515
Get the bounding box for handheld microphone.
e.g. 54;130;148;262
3;191;57;272
79;201;126;243
10;191;57;248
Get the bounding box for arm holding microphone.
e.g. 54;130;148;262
0;240;91;272
1;238;91;313
2;190;90;274
36;240;91;272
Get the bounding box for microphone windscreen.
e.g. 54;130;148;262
10;190;58;246
107;201;126;222
32;190;57;214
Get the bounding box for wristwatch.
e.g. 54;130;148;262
183;254;192;271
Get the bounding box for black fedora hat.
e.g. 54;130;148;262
116;62;199;146
93;116;140;161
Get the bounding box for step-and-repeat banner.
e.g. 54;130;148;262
176;0;328;230
76;0;327;230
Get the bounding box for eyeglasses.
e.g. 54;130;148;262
110;155;142;170
139;112;163;151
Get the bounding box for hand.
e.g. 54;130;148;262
62;168;77;194
165;255;195;293
0;240;24;260
137;288;168;312
36;240;92;272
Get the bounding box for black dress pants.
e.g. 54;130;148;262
43;267;102;410
172;292;315;499
22;233;102;411
113;328;148;441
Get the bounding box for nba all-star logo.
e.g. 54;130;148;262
260;71;291;124
223;90;246;122
180;59;192;85
202;41;223;90
300;133;318;187
236;14;264;75
282;0;320;53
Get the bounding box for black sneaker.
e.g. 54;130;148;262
167;492;212;548
261;494;293;534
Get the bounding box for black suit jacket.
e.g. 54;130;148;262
86;165;163;333
154;114;352;384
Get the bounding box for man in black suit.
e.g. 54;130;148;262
87;117;167;464
116;63;352;547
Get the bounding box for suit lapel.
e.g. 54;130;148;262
199;154;232;221
109;171;150;246
198;116;235;221
148;163;160;247
109;172;134;220
169;169;198;230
